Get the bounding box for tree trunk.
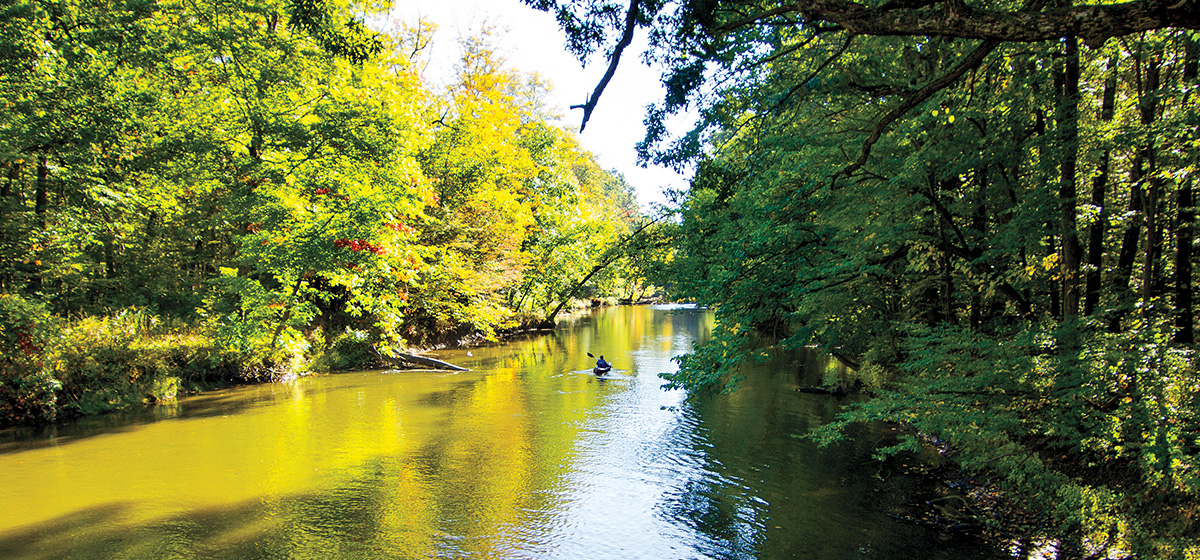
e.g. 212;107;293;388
1176;177;1195;343
1084;56;1118;317
546;260;614;322
104;235;117;279
393;352;469;371
35;155;48;230
1057;36;1082;320
0;162;18;292
1;161;16;200
970;166;989;330
1174;38;1198;343
1109;46;1160;331
30;156;48;293
544;215;668;322
1139;53;1162;320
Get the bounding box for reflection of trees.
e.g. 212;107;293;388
6;306;983;559
654;405;765;559
0;333;609;559
655;349;1002;560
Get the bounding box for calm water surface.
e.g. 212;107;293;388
0;305;1002;559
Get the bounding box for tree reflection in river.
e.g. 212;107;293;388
0;305;1001;559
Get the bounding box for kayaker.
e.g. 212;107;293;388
596;355;611;369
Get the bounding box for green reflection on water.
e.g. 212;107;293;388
0;306;999;559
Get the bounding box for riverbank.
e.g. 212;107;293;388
0;297;626;428
0;305;291;428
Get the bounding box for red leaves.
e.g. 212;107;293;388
385;222;417;235
313;188;348;200
334;239;387;255
15;330;39;356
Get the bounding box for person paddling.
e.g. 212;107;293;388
596;355;611;370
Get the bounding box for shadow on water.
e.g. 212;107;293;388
0;459;440;560
651;349;1006;560
0;375;392;454
411;376;487;409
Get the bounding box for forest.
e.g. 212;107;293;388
3;0;1200;557
520;0;1200;557
0;0;651;424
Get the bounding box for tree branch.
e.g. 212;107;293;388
545;212;668;321
833;38;1001;182
571;0;642;132
714;0;1200;47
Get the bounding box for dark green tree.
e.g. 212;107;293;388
526;0;1200;555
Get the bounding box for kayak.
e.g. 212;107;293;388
593;366;612;375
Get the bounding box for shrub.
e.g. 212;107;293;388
0;305;309;426
309;329;380;372
0;295;61;426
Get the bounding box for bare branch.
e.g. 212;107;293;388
572;0;642;132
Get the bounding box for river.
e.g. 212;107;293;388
0;305;1002;559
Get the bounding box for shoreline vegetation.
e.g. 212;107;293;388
0;297;653;428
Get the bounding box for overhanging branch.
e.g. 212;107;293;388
571;0;642;132
833;38;1001;182
713;0;1200;47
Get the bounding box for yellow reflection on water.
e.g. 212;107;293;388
0;306;712;559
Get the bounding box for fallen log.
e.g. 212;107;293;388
394;352;470;371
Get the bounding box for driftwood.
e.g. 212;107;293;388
394;352;469;371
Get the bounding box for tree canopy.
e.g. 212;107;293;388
0;0;659;423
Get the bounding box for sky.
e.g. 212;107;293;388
380;0;689;210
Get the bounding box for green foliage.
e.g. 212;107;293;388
544;0;1200;554
0;3;647;424
0;294;61;424
308;329;378;372
0;306;297;427
811;321;1199;554
661;320;754;393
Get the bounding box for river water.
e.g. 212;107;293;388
0;305;1002;559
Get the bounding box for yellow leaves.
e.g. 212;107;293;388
1042;253;1059;270
1025;253;1061;279
298;113;321;126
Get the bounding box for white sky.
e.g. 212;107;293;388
380;0;688;210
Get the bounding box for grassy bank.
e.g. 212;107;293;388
0;294;633;428
0;296;323;428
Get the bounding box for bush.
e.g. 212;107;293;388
309;330;380;372
0;295;61;425
0;305;309;426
